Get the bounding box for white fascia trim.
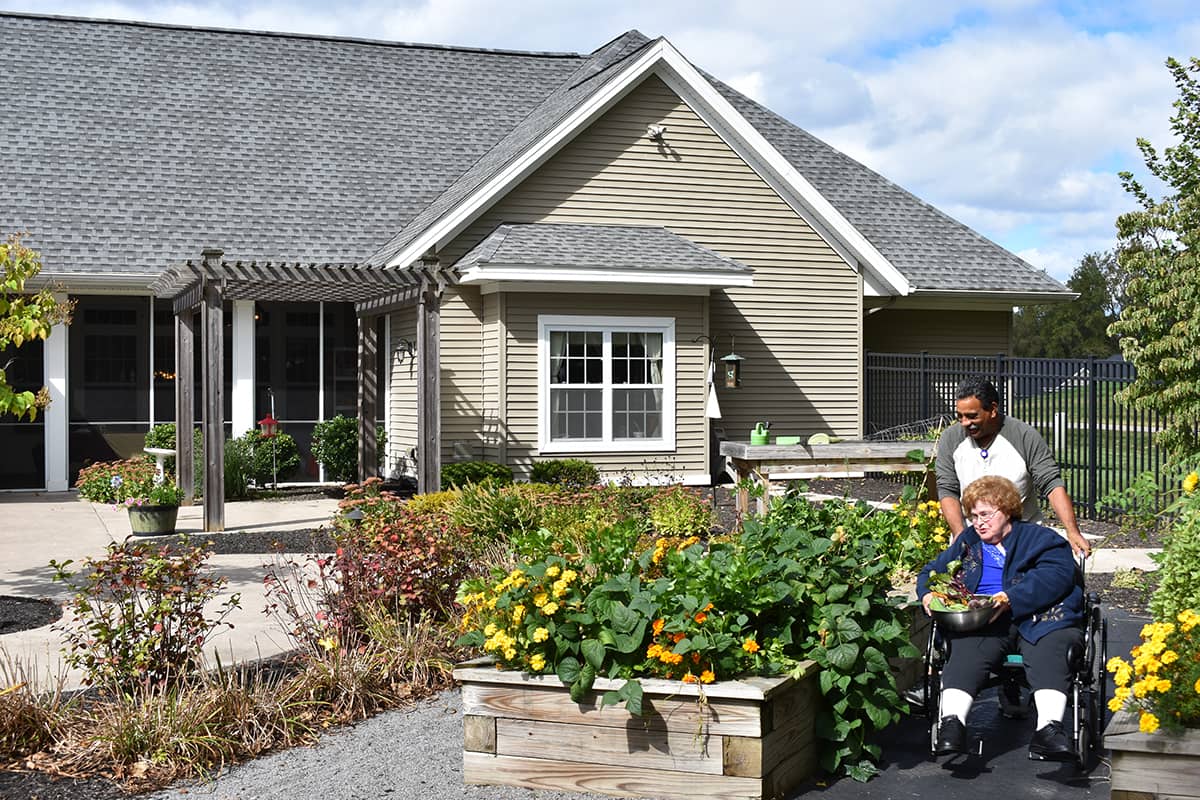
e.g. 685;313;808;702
459;265;753;288
384;40;674;270
479;280;711;296
649;48;912;297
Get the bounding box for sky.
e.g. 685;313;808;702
7;0;1200;284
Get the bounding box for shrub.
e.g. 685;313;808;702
441;460;513;488
646;485;713;537
50;536;240;690
1150;469;1200;621
224;435;253;500
235;428;300;486
311;415;387;483
144;423;204;493
1107;611;1200;733
75;458;157;504
530;458;598;488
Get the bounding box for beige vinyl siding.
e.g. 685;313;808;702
481;292;504;463
500;292;707;482
865;310;1012;355
440;75;861;452
440;285;486;464
388;305;419;475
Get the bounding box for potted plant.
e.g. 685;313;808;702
1105;469;1200;800
75;457;184;535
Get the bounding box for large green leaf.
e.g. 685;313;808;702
581;639;606;671
826;641;860;671
556;656;581;685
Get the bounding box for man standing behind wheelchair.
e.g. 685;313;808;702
917;474;1084;761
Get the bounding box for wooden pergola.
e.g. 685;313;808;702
150;248;444;531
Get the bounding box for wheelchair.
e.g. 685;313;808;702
913;591;1108;768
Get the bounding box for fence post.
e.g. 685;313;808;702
1087;355;1098;517
919;351;929;420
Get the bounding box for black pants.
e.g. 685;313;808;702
940;618;1083;695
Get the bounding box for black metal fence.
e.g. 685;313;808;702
864;352;1169;520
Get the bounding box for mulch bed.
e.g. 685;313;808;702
0;595;62;635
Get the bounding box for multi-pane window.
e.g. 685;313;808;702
540;316;674;453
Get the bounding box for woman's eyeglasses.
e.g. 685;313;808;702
969;508;1001;526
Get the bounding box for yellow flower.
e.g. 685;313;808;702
552;579;569;598
541;601;559;616
1108;696;1125;713
529;653;546;672
532;627;549;643
318;636;337;652
1139;712;1160;733
504;647;517;661
1156;679;1172;693
1162;650;1178;665
561;569;578;583
511;605;526;624
1194;677;1200;694
700;669;715;684
742;638;760;654
1183;471;1199;493
545;565;561;578
533;592;549;608
484;623;497;637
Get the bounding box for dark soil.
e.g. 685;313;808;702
0;771;126;800
0;595;61;635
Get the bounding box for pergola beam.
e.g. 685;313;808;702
200;248;225;532
357;314;378;483
416;257;443;494
174;307;196;504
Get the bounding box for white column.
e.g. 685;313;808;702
44;292;69;491
231;299;256;437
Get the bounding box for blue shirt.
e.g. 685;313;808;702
976;542;1006;596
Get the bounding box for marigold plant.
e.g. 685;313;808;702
1107;609;1200;733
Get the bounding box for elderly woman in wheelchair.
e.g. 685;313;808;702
917;475;1087;762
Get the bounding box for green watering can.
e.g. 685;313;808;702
750;421;770;446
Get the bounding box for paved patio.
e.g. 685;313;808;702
0;492;340;689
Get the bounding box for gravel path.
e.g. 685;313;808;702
143;689;614;800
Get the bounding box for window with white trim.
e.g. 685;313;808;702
538;316;675;453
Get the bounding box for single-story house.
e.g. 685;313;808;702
0;11;1072;497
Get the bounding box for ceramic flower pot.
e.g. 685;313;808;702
127;504;180;536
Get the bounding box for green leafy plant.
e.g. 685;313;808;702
646;485;713;537
74;458;184;507
223;435;253;500
144;423;204;494
50;536;240;690
311;415;387;483
529;458;599;488
457;491;917;780
880;488;950;583
237;428;300;486
441;460;513;488
0;234;72;421
1150;469;1200;620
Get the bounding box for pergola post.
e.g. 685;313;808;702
174;307;197;504
416;257;442;494
357;313;378;483
200;248;225;532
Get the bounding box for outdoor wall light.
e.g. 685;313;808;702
647;123;667;142
396;338;416;363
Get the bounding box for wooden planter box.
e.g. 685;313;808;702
453;659;820;800
1106;711;1200;799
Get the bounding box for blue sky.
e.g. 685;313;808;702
8;0;1200;283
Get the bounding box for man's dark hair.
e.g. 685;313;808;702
955;376;1000;409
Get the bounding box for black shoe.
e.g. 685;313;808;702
1029;720;1074;761
935;715;967;755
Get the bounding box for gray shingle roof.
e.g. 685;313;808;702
455;223;753;276
0;12;582;273
0;12;1067;297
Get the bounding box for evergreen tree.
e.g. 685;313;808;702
1012;252;1120;358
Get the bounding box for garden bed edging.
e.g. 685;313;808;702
1105;710;1200;799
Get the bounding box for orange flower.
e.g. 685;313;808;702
682;672;698;684
671;632;685;644
742;638;760;654
652;618;665;636
694;612;708;623
703;602;714;612
700;670;715;684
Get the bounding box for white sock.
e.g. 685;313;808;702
1034;689;1067;729
941;687;974;724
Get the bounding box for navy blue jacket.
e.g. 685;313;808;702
916;519;1083;643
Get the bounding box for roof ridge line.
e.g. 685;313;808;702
0;10;583;58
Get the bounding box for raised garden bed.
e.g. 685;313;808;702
1106;710;1200;799
454;658;819;800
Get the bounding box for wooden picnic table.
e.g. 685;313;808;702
719;439;936;516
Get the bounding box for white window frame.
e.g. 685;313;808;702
538;315;675;454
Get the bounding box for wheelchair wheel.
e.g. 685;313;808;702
924;620;944;757
1093;615;1108;749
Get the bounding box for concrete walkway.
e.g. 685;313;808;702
0;491;1161;691
0;492;339;689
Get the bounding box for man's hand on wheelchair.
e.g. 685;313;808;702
988;591;1010;623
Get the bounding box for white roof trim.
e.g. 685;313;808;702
383;37;912;297
458;264;752;287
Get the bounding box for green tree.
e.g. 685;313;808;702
0;234;71;420
1012;252;1121;358
1108;56;1200;462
